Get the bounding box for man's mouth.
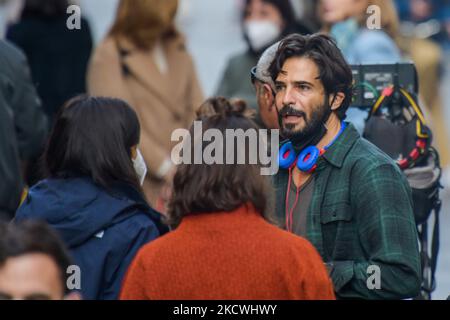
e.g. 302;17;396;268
279;105;306;126
283;114;303;124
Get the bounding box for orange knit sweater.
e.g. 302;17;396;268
120;204;335;300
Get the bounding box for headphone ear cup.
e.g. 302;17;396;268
279;142;297;169
297;146;320;172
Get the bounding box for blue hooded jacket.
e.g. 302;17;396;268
15;177;169;300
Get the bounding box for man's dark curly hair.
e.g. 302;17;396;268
269;33;353;120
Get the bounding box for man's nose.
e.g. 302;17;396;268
281;87;295;107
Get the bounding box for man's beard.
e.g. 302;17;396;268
279;97;332;151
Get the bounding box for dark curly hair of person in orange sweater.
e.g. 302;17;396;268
167;97;274;228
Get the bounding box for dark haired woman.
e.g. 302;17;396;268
15;96;168;300
120;97;335;300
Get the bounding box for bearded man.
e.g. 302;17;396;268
270;33;421;300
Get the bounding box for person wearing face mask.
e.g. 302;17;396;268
216;0;310;122
15;95;169;300
87;0;203;211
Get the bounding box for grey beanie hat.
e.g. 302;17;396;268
254;41;281;89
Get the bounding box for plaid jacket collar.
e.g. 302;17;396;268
320;122;360;169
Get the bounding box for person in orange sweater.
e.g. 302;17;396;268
120;97;335;300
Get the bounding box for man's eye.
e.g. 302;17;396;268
275;85;284;92
298;85;311;91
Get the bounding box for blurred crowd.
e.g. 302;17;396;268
0;0;449;300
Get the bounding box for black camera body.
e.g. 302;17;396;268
350;63;418;109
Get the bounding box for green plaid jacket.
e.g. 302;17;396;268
273;123;421;299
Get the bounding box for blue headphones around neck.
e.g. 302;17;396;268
279;122;347;173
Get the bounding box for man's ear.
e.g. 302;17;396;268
263;83;275;110
329;92;345;111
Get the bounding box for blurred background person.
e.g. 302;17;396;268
6;0;93;186
7;0;93;126
15;96;168;300
0;221;79;300
318;0;401;64
216;0;311;121
0;40;47;222
87;0;203;211
395;0;450;48
317;0;402;133
120;97;335;300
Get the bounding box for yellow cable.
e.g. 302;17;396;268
371;85;394;115
371;95;385;115
416;120;429;139
400;89;426;125
370;87;429;139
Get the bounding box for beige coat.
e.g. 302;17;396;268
87;35;203;206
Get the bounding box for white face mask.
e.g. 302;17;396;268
132;149;147;186
244;20;282;52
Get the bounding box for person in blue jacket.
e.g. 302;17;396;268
15;95;169;300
